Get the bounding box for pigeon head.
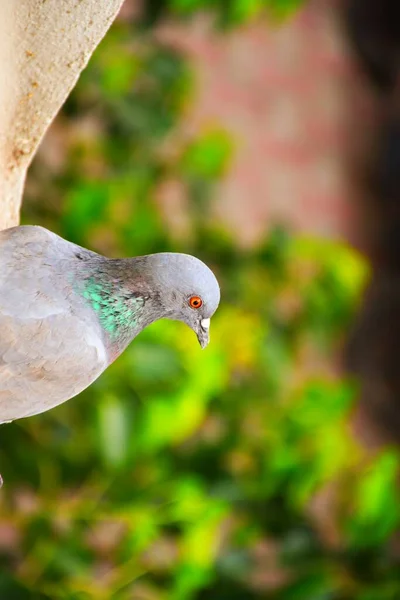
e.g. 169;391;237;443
138;253;220;348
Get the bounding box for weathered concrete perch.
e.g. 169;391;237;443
0;0;126;231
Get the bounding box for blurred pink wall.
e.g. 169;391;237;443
155;0;375;247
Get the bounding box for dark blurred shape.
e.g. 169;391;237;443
345;0;400;92
0;575;38;600
347;274;400;442
197;577;259;600
139;0;167;26
371;115;400;265
345;0;400;443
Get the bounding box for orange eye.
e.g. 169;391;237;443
189;296;203;309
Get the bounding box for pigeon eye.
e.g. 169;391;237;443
189;296;203;309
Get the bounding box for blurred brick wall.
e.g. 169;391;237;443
156;0;376;247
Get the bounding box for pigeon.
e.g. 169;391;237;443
0;225;220;423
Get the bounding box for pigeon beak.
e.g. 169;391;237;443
196;318;210;349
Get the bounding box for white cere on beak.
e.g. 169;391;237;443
201;318;210;330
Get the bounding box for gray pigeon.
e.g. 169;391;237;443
0;226;220;423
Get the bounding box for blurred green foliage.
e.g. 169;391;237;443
1;1;400;599
142;0;305;26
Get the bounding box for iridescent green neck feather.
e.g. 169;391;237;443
71;257;166;359
81;276;145;340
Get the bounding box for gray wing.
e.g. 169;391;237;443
0;226;107;422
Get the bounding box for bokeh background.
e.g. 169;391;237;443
1;0;400;598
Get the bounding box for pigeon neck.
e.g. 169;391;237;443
76;257;163;361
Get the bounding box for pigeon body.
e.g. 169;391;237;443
0;226;220;423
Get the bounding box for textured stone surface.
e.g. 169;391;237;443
0;0;126;230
